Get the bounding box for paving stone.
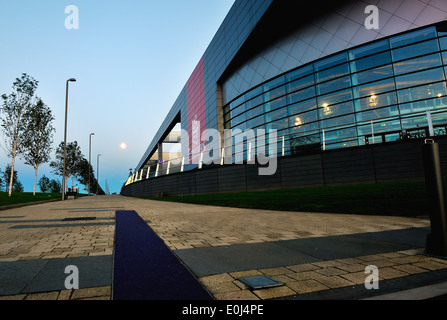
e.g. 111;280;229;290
287;271;325;281
70;286;111;300
25;292;60;300
314;267;347;277
286;280;329;295
413;260;447;271
316;276;355;289
214;290;260;300
286;263;320;273
392;264;427;274
340;271;369;285
253;285;296;300
378;267;409;280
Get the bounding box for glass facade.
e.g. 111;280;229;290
223;25;447;158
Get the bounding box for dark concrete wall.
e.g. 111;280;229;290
122;137;447;197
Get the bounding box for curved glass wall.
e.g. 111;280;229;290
223;25;447;159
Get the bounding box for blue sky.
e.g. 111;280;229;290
0;0;235;194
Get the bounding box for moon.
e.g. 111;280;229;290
120;143;127;150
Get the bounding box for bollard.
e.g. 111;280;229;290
422;139;447;256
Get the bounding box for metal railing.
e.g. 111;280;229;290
124;107;447;187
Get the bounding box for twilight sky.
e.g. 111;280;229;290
0;0;235;194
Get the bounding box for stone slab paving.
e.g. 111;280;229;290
0;195;446;300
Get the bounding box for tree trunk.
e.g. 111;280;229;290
8;140;18;197
33;165;38;196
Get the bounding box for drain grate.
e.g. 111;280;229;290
238;275;284;290
63;217;97;222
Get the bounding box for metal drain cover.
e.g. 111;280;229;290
238;275;284;290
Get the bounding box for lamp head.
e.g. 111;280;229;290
68;78;76;82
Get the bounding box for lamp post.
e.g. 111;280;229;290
62;78;76;201
96;154;101;195
88;133;95;196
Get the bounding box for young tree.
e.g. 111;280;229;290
1;74;39;196
50;141;83;192
3;165;23;193
76;157;104;195
38;175;51;193
21;99;55;195
48;179;62;193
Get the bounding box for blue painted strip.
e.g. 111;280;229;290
112;211;213;300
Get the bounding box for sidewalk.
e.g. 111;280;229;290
1;195;447;300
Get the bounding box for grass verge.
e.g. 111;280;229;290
0;192;62;207
144;181;441;217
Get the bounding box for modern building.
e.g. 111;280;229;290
122;0;447;197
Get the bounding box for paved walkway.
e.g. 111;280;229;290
0;195;447;300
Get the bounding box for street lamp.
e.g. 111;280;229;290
62;78;76;201
96;154;101;195
88;133;95;196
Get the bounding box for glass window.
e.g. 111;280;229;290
288;86;315;104
357;117;401;135
246;104;264;119
289;122;320;136
231;103;246;118
318;89;353;107
399;90;447;114
373;117;401;134
265;107;288;123
231;112;246;126
349;39;389;60
288;98;317;116
323;126;357;142
351;64;394;86
315;63;350;83
395;67;445;90
264;85;286;102
265;95;287;112
245;94;264;110
391;39;439;62
317;75;351;95
355;106;399;122
233;121;247;132
350;51;392;73
244;86;263;101
400;113;431;129
247;114;265;129
397;81;447;104
314;52;348;72
285;64;314;83
390;27;437;49
353;77;396;99
442;52;447;66
439;36;447;51
325;139;358;150
394;53;442;75
319;101;354;120
289;110;318;127
286;74;315;93
263;76;286;92
354;91;397;112
265;118;289;131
